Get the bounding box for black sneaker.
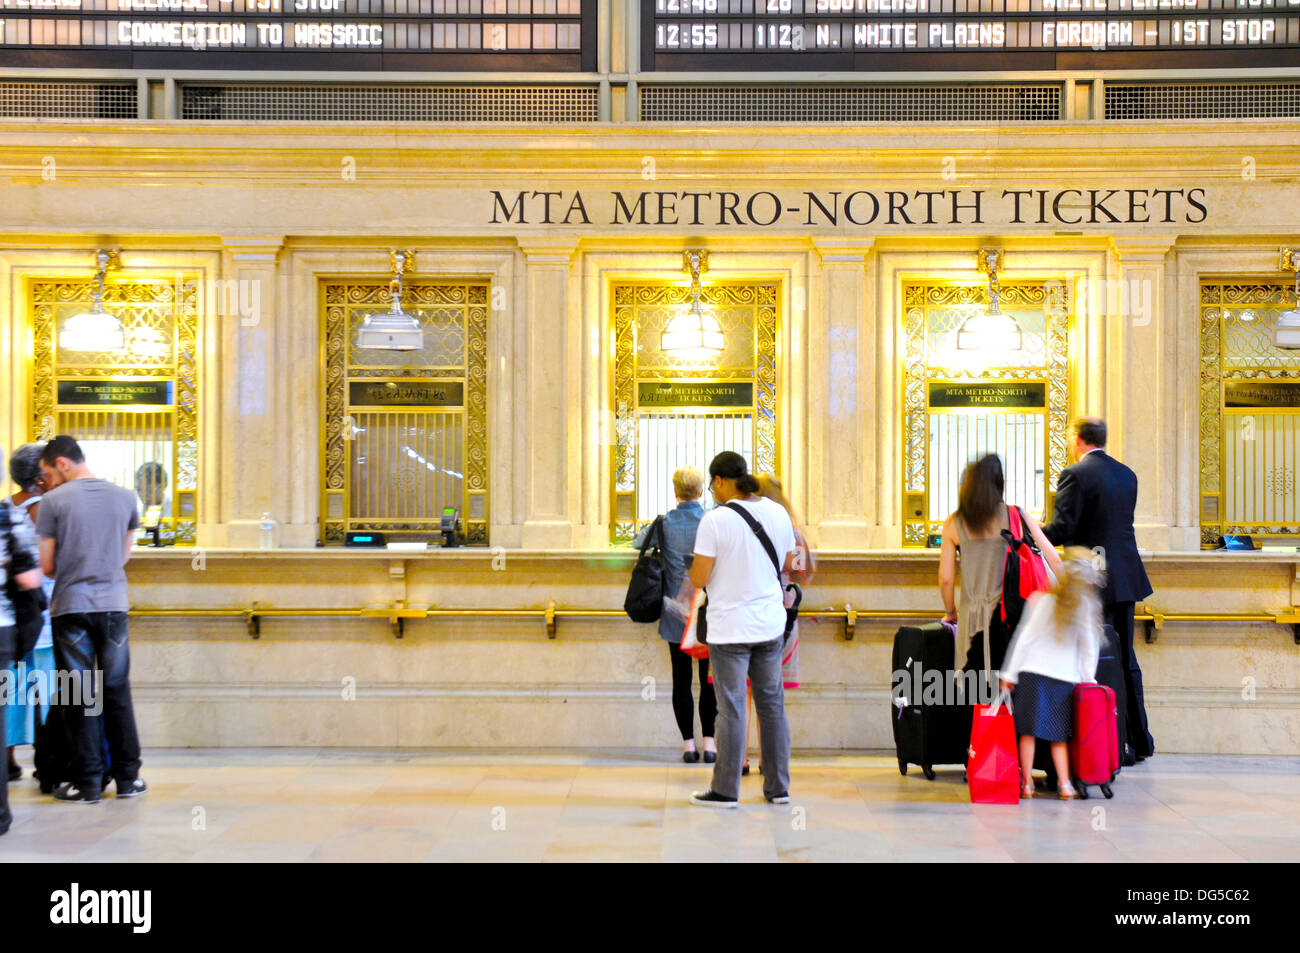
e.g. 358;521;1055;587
53;783;101;804
117;779;148;799
689;788;738;809
765;792;791;804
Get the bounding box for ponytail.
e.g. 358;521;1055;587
708;451;757;494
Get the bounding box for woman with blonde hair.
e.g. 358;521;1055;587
633;466;716;763
999;548;1104;800
738;474;815;775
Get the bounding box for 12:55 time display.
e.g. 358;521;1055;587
655;22;719;46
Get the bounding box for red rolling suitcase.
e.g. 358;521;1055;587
1070;682;1119;799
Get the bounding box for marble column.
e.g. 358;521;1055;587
517;240;579;549
809;241;875;549
1108;237;1179;551
213;237;295;548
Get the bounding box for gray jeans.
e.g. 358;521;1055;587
708;638;791;800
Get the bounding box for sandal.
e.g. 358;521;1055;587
1020;782;1036;799
1057;781;1079;801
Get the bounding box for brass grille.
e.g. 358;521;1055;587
349;411;466;521
927;412;1046;523
1199;281;1300;547
30;275;200;544
635;412;753;523
322;280;489;545
901;281;1069;546
611;280;778;543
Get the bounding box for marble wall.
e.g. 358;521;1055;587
122;550;1300;754
1;119;1298;752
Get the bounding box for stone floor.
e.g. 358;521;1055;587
2;749;1298;862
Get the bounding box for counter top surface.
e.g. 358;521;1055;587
126;547;1300;564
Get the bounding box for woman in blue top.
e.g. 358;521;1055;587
633;467;716;763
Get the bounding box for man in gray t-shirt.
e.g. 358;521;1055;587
35;435;146;804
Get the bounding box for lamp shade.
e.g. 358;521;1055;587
60;306;126;353
956;310;1023;353
661;300;725;356
1274;308;1300;349
356;305;424;351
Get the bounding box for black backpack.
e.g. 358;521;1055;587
624;517;667;623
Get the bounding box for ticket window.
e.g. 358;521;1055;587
320;279;489;545
901;280;1070;546
31;273;199;544
1200;280;1300;547
611;278;779;543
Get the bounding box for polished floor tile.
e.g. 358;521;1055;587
2;748;1296;862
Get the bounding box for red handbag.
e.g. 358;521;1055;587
1001;505;1052;623
968;690;1020;805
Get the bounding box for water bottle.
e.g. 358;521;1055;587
259;512;277;550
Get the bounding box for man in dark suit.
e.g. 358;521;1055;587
1043;417;1156;762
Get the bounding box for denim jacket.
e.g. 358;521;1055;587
632;500;704;644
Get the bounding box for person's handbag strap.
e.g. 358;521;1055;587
637;515;666;562
723;501;783;582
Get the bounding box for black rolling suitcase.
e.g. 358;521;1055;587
33;704;68;794
1035;623;1128;786
33;706;111;795
892;622;971;780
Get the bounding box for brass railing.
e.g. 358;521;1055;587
1135;606;1300;645
127;603;1300;643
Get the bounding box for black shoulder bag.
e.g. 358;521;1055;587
723;501;803;644
624;516;667;623
2;502;47;660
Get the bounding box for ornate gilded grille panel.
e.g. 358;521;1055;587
611;281;778;543
1199;281;1300;547
321;280;489;545
902;281;1070;546
30;276;200;544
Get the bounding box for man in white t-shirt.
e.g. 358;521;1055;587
687;452;797;809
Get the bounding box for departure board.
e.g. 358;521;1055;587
644;0;1300;70
0;0;596;70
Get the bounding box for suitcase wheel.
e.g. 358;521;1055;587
1100;783;1114;800
922;765;936;781
898;758;908;777
1076;780;1089;800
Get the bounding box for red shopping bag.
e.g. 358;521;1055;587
968;690;1020;805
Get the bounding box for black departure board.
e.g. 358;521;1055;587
644;0;1300;70
0;0;596;70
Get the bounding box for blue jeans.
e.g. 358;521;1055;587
52;612;142;792
707;638;791;801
